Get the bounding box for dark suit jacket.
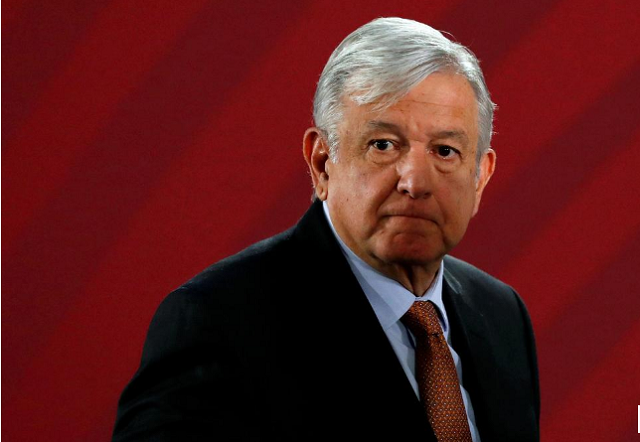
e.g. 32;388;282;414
113;200;540;441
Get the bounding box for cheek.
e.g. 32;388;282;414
439;177;477;221
331;171;370;217
352;166;393;199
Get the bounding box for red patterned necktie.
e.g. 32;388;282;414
402;301;472;442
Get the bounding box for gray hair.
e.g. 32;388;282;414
313;17;495;164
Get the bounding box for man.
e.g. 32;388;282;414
113;17;539;441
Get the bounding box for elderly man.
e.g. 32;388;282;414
113;17;539;442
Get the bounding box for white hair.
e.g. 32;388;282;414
313;17;496;165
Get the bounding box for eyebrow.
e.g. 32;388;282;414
432;130;469;144
366;121;470;144
365;120;402;133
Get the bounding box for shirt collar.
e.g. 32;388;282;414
322;201;448;332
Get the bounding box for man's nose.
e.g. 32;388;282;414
396;147;433;199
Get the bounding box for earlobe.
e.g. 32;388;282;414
302;127;331;201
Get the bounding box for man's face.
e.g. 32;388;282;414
307;72;495;274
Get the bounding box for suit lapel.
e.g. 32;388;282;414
443;264;500;440
289;201;435;439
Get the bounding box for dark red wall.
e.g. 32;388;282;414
3;1;640;440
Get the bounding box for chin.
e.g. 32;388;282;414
377;238;446;267
390;252;443;267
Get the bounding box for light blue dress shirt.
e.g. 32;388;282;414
322;202;480;441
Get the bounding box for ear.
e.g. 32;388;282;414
472;148;496;217
302;127;331;201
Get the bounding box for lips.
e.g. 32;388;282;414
382;208;438;224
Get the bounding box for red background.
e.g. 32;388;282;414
3;1;640;440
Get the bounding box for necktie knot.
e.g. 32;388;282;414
402;300;443;337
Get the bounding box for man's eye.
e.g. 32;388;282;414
436;145;458;158
370;140;395;151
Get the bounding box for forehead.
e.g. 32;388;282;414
342;73;478;136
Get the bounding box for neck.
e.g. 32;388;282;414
369;259;441;297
